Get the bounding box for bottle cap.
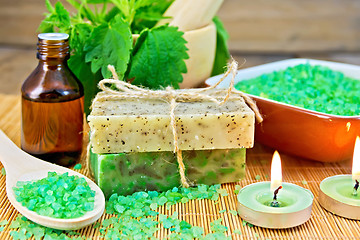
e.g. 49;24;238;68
38;33;69;41
37;33;69;59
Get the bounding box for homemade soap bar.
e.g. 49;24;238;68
88;91;254;154
89;148;246;197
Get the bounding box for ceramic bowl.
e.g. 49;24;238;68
206;59;360;162
180;22;216;88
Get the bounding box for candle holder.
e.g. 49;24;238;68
237;182;314;229
319;175;360;220
237;151;314;228
319;136;360;220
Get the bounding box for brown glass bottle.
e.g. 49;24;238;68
21;33;84;166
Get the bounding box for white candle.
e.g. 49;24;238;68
352;136;360;182
270;151;282;192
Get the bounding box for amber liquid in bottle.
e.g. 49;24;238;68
21;33;84;166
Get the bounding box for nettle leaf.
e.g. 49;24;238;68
211;16;230;76
84;15;132;79
68;51;102;115
105;7;122;22
38;17;55;33
131;0;174;33
38;1;71;33
138;0;174;14
65;0;81;10
69;23;92;53
86;0;111;4
68;23;99;114
45;0;54;13
53;1;71;31
110;0;131;18
128;25;188;89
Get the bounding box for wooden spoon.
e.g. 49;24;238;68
0;130;105;230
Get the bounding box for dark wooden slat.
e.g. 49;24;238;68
0;0;360;53
0;47;37;95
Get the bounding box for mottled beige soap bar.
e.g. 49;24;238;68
88;90;254;154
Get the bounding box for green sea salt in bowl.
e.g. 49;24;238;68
13;172;95;219
206;59;360;162
234;63;360;116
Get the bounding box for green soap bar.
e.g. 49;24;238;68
89;148;246;198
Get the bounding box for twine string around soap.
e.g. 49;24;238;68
93;59;263;188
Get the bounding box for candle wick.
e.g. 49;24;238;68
273;186;282;201
353;180;359;196
270;186;282;207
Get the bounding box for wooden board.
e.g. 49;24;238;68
1;0;360;53
219;0;360;53
0;94;359;239
0;48;37;95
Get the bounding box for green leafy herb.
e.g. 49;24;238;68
68;50;102;115
211;16;230;76
38;0;229;113
84;15;132;79
128;26;189;89
131;2;173;33
111;0;173;31
38;0;71;33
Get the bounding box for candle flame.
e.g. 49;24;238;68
352;136;360;181
270;151;282;192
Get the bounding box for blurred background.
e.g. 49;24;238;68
0;0;359;95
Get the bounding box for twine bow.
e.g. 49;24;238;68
92;59;263;188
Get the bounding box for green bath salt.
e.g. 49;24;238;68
13;172;95;219
8;184;233;240
235;63;360;116
74;164;82;170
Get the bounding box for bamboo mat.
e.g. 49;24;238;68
0;93;359;239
